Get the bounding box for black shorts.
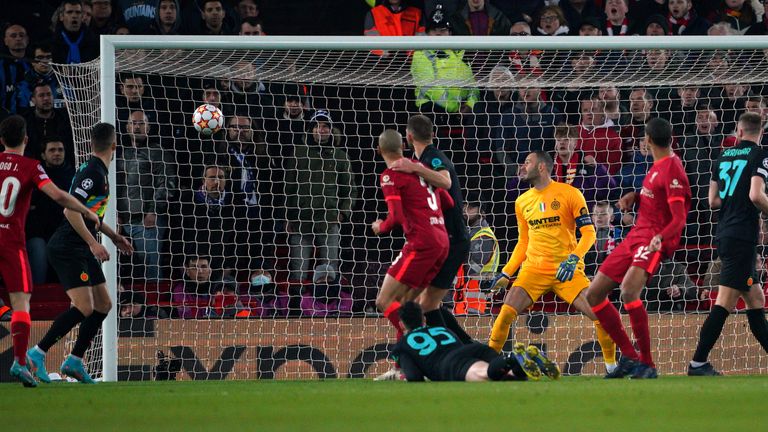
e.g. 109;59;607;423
47;233;106;290
717;237;757;292
438;342;498;381
429;240;470;290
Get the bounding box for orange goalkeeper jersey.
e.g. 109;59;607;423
502;181;596;275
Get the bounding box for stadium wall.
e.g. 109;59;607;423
2;315;766;382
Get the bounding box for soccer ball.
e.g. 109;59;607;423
192;104;224;135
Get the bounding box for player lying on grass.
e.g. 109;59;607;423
586;118;691;379
488;151;617;374
372;129;453;343
689;112;768;376
392;301;530;382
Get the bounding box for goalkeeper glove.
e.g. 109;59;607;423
555;254;579;282
491;272;512;292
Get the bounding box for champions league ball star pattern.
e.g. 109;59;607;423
193;104;224;135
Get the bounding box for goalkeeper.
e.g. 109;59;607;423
487;151;618;374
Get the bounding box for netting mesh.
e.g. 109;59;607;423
52;44;768;381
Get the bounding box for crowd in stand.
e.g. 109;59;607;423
3;0;768;320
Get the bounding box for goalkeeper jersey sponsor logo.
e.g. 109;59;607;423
529;215;561;227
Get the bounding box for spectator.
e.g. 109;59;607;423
578;15;602;35
746;3;768;34
681;105;722;242
667;0;711;35
621;88;654;154
221;61;273;119
553;124;617;205
618;118;653;194
11;1;56;42
300;263;353;317
707;20;737;35
644;13;669;35
117;110;176;281
149;0;182;35
246;269;290;316
52;0;99;64
578;94;623;174
670;85;701;136
117;74;158;133
452;197;498;315
115;24;131;34
265;83;311;154
424;0;462;17
507;21;543;76
118;0;156;34
185;0;237;35
711;0;757;33
26;138;75;284
744;95;768;146
218;114;277;271
605;0;639;36
237;0;260;19
210;277;248;318
18;44;65;111
559;0;600;35
1;24;30;114
172;256;215;319
119;290;167;319
22;82;75;167
535;5;570;36
550;52;598;124
239;17;265;35
364;0;425;43
715;83;748;135
284;110;359;281
450;0;512;36
90;0;123;35
476;66;515;175
584;200;624;276
82;1;93;26
645;259;701;311
497;84;560;164
412;7;479;127
600;85;630;127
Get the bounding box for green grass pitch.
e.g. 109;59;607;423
2;377;768;431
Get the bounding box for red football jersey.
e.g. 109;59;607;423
379;168;450;249
630;154;691;255
0;152;52;246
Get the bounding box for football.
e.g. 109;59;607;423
192;104;224;135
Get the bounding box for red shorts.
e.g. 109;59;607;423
0;245;33;294
598;235;664;284
387;242;449;289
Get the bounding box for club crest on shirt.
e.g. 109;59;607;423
551;199;561;210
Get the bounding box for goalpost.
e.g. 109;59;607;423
49;35;768;382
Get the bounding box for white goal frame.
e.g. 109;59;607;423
98;34;768;382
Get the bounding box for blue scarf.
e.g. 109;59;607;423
61;30;84;64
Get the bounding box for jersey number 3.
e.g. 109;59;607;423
418;177;439;211
406;328;457;356
718;160;747;199
0;176;21;217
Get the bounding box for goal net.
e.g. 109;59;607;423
52;36;768;381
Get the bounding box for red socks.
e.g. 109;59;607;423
11;311;31;366
383;301;403;340
592;299;639;361
625;299;654;367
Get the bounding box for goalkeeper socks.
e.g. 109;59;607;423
746;308;768;353
383;301;403;340
489;304;517;353
72;311;108;358
625;300;654;368
692;305;729;363
486;356;510;381
11;311;31;366
593;320;616;366
424;309;446;328
591;299;639;360
37;307;86;352
439;307;473;344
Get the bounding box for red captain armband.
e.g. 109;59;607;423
438;188;454;210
